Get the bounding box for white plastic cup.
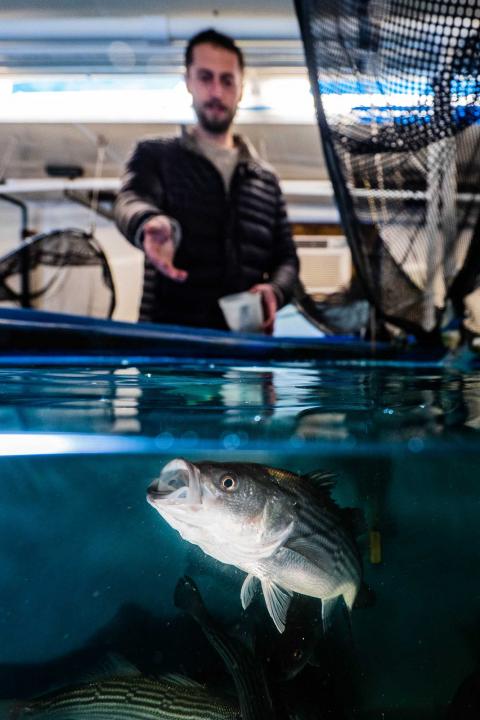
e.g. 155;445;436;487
218;291;263;333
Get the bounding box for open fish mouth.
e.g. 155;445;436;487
147;458;201;506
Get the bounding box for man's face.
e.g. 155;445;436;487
186;42;243;134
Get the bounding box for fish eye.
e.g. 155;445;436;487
220;474;237;492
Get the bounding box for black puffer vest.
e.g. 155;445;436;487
114;135;299;329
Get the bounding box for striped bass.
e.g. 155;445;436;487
147;459;362;633
174;575;275;720
11;674;239;719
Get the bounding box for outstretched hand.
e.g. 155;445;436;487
143;216;188;282
249;283;278;335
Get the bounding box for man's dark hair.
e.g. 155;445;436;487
185;28;244;71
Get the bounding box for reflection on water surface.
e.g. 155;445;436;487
0;361;479;448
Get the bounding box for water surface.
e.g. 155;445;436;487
0;358;479;719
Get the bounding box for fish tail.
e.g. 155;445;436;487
173;575;209;624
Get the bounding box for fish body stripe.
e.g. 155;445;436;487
293;504;362;578
198;620;274;720
22;677;238;719
292;521;361;580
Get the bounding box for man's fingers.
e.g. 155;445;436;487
149;231;173;247
170;268;188;282
155;259;188;282
144;233;188;282
262;299;275;334
249;283;276;335
262;318;274;335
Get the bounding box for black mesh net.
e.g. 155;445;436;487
0;228;116;318
295;0;480;341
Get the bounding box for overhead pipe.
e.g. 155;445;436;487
0;15;299;41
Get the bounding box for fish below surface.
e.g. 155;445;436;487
147;459;362;633
10;673;239;719
175;575;275;720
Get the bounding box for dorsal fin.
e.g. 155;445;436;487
303;471;367;539
300;470;339;510
160;673;204;689
302;470;337;507
265;467;300;485
303;470;336;490
264;465;338;508
265;466;336;491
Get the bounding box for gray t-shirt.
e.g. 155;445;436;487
196;136;239;191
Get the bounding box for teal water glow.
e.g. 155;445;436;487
0;360;479;719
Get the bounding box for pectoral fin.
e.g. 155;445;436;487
240;573;258;610
261;579;292;633
286;535;323;563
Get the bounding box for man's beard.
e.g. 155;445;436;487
195;102;236;134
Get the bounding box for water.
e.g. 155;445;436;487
0;358;479;718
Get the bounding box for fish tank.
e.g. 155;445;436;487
0;355;479;719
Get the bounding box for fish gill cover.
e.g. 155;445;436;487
295;0;480;342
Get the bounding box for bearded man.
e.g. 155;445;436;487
114;28;299;333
